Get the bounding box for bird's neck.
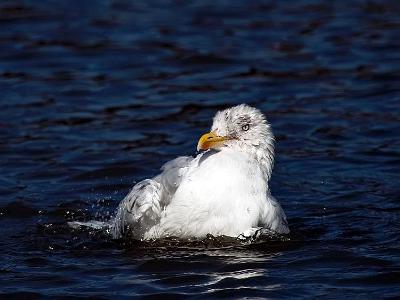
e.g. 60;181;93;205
228;141;275;181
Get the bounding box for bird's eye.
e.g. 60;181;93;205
242;124;250;131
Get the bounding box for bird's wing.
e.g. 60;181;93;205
111;156;193;239
155;155;193;203
259;193;290;234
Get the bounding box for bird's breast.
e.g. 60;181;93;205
172;150;267;215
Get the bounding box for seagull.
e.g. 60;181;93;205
109;104;289;240
70;104;289;240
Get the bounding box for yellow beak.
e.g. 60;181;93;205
197;132;228;151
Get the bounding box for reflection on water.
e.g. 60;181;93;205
1;0;400;298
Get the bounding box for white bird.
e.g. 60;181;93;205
70;104;289;240
109;104;289;240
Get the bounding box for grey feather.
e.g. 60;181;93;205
111;156;193;239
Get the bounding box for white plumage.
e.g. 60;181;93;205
71;104;289;239
111;104;289;240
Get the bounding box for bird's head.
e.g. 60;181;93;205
197;104;275;178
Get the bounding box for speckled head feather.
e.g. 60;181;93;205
210;104;275;180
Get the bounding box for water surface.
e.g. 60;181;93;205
1;0;400;298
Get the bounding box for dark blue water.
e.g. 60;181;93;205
1;0;400;298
